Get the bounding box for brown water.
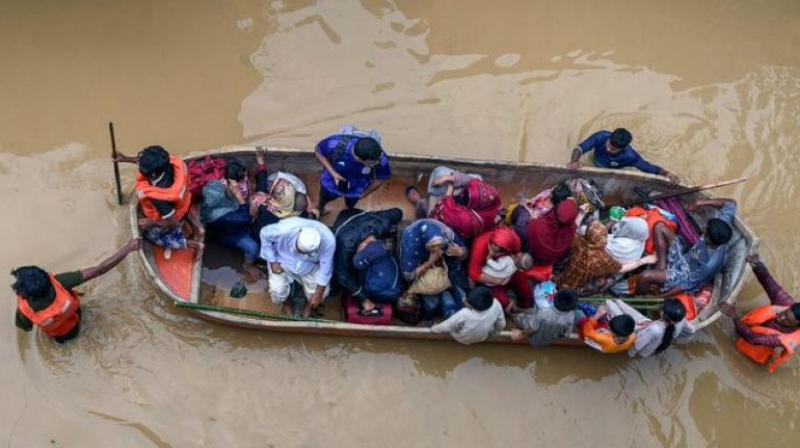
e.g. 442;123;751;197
1;0;799;446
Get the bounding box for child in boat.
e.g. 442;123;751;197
467;228;534;312
607;298;695;357
431;286;505;345
510;289;580;346
315;125;391;213
579;304;636;354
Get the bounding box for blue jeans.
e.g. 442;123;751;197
221;233;260;264
422;287;464;320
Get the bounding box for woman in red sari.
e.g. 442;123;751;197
431;178;502;240
468;227;534;312
525;199;580;265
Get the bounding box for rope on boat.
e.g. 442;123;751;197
174;301;337;323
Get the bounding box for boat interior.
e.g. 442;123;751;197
137;148;753;332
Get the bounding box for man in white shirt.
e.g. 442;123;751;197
259;217;336;317
432;286;505;345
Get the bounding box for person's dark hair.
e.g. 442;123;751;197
354;137;383;161
609;128;633;149
655;298;687;354
707;218;733;245
405;185;419;197
551;183;572;206
138;145;170;178
454;189;469;206
225;160;247;182
791;303;800;322
554;289;579;312
11;266;52;299
467;286;494;312
609;315;635;338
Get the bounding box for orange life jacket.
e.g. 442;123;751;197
581;317;636;354
625;207;678;255
735;304;800;373
135;155;192;221
17;275;81;338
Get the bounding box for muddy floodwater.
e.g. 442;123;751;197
1;0;799;446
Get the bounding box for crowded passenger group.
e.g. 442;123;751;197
11;126;800;372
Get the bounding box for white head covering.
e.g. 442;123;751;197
606;217;649;263
482;256;517;279
296;228;321;253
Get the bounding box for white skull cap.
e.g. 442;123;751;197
297;228;321;253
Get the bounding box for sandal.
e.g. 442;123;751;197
358;307;384;318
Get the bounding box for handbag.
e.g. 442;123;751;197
188;156;227;198
407;264;451;296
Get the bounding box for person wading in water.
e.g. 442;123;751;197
12;239;141;343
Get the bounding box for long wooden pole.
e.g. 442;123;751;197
608;177;747;209
108;122;124;205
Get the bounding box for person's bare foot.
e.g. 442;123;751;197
302;303;314;318
187;241;205;261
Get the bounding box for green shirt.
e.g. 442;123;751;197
15;271;84;331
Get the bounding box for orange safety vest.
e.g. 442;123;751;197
135;155;192;221
581;317;636;354
625;207;678;255
17;275;81;338
735;305;800;373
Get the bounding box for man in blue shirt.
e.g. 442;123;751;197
635;198;737;295
315;126;391;213
567;128;679;183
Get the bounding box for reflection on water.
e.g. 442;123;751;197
1;0;800;446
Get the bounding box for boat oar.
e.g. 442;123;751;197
108;121;124;205
606;177;747;209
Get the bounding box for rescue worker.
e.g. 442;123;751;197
115;146;204;256
720;253;800;373
12;238;141;343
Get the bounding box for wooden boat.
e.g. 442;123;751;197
130;146;758;346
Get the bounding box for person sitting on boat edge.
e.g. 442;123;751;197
426;166;483;211
567;128;679;183
332;208;404;317
259;217;335;317
578;305;636;354
467;227;534;313
249;147;312;238
719;252;800;373
400;219;468;321
200;180;262;280
12;239;141;343
634;198;737;296
510;289;581;346
432;286;506;345
115;146;204;257
315;125;391;213
429;175;502;240
607;298;695;357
